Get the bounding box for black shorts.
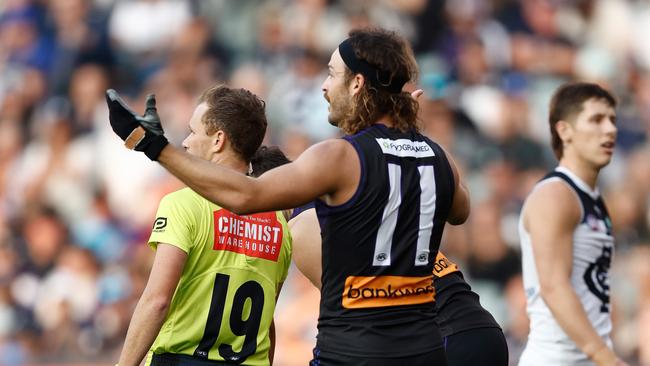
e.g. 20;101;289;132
443;327;508;366
150;353;235;366
309;347;447;366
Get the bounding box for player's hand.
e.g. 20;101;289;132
106;89;169;161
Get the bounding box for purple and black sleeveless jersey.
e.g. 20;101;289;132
315;124;454;358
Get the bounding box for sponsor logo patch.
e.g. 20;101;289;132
586;214;609;233
152;217;167;232
583;245;612;313
376;138;435;158
432;252;459;278
213;210;283;261
342;275;435;309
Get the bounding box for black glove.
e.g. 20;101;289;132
106;89;169;161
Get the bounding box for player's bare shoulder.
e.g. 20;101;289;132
297;139;360;199
522;178;581;230
305;138;357;164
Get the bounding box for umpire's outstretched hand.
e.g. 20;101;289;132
106;89;169;161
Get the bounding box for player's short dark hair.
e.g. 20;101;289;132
250;145;291;177
199;85;267;162
250;146;293;220
549;82;616;159
339;27;419;134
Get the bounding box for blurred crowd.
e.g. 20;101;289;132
0;0;648;365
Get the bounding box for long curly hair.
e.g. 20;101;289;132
337;28;420;135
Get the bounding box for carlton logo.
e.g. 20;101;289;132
342;275;435;309
213;210;283;261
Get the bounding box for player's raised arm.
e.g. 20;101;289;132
157;138;358;214
106;88;360;215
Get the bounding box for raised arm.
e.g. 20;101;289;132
157;139;359;214
105;88;359;214
524;182;625;366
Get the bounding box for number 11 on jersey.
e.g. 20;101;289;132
372;164;436;267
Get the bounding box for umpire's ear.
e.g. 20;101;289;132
212;130;226;154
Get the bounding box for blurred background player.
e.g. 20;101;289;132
518;82;627;366
107;27;470;365
250;146;291;180
112;85;292;366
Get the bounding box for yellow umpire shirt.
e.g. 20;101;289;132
144;188;292;366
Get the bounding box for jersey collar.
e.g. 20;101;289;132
555;166;600;200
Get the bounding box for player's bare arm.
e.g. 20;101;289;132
524;181;620;366
118;244;187;366
444;148;470;225
157;138;360;214
106;88;359;214
288;208;322;289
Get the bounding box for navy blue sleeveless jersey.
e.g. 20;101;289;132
290;201;316;221
315;124;455;358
